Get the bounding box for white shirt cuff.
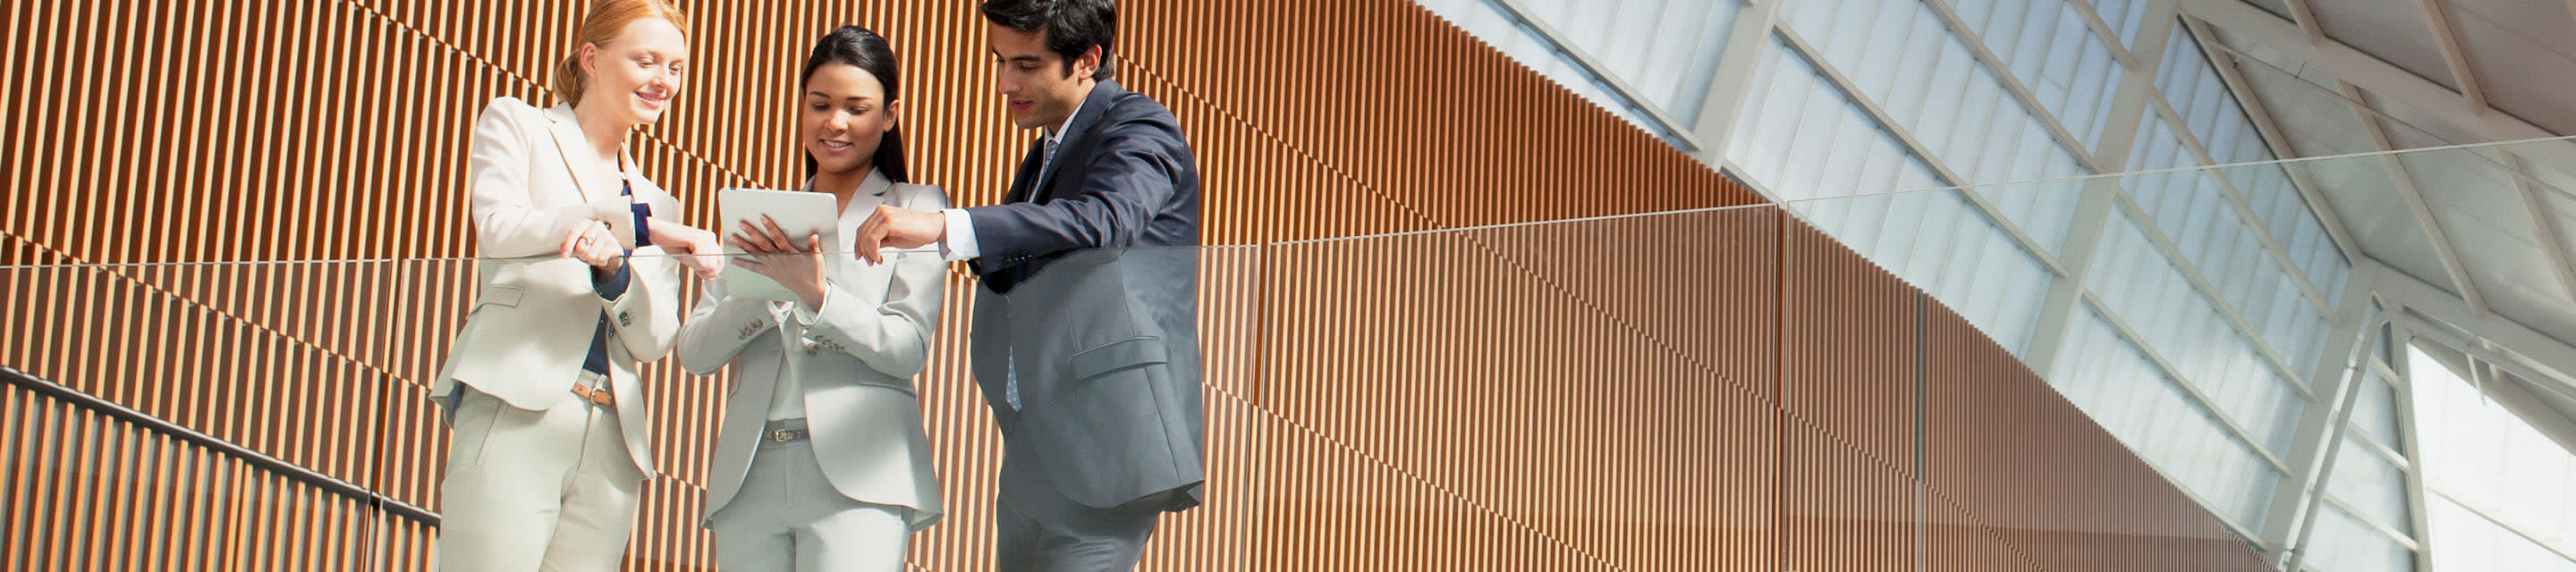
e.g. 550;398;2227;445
939;207;981;262
791;286;829;326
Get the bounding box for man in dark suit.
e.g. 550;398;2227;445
852;1;1201;569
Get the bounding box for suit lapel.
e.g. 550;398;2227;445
1004;139;1046;205
833;171;895;268
545;104;620;203
1011;80;1125;206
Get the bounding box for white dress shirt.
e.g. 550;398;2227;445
937;97;1087;262
936;97;1088;411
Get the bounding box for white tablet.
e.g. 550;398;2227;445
717;188;840;301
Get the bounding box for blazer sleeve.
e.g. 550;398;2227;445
674;269;779;375
601;187;685;363
466;97;635;258
962;103;1187;268
792;186;953;378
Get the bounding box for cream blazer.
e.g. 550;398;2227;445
433;97;684;475
676;170;952;530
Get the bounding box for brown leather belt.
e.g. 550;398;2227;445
570;383;615;408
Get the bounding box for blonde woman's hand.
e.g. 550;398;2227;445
560;223;624;272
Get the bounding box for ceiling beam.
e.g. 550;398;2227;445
2180;0;2576;167
2279;0;2326;43
2502;152;2576;307
2412;0;2491;111
2401;320;2576;454
2342;80;2491;315
2376;263;2576;386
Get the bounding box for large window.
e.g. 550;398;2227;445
2408;342;2576;570
1409;0;1740;140
1733;37;2054;355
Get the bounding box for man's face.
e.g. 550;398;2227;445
987;22;1096;130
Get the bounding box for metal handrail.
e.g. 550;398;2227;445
0;366;440;526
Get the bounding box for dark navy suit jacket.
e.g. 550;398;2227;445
965;80;1206;517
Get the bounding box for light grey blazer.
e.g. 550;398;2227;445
674;170;950;530
434;97;684;476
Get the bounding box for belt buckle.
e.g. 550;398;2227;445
572;384;611;408
769;429;795;442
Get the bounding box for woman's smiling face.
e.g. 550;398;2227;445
580;16;689;126
801;63;897;176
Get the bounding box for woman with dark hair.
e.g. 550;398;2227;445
673;25;949;571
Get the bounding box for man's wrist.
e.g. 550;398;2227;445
939;208;980;261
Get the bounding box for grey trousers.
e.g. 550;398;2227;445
710;439;910;572
993;497;1159;572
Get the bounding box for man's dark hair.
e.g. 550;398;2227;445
979;0;1116;80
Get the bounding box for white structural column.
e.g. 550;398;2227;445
2273;261;2383;567
2021;0;2181;376
1481;0;1710;151
2389;321;2439;572
1689;0;1783;181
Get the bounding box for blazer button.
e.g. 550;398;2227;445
618;311;634;327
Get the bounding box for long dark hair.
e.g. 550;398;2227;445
800;25;908;183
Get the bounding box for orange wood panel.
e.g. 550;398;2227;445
1923;300;2273;572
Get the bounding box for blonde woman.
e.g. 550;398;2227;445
675;25;948;572
429;0;721;569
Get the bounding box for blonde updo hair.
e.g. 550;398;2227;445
551;0;691;105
